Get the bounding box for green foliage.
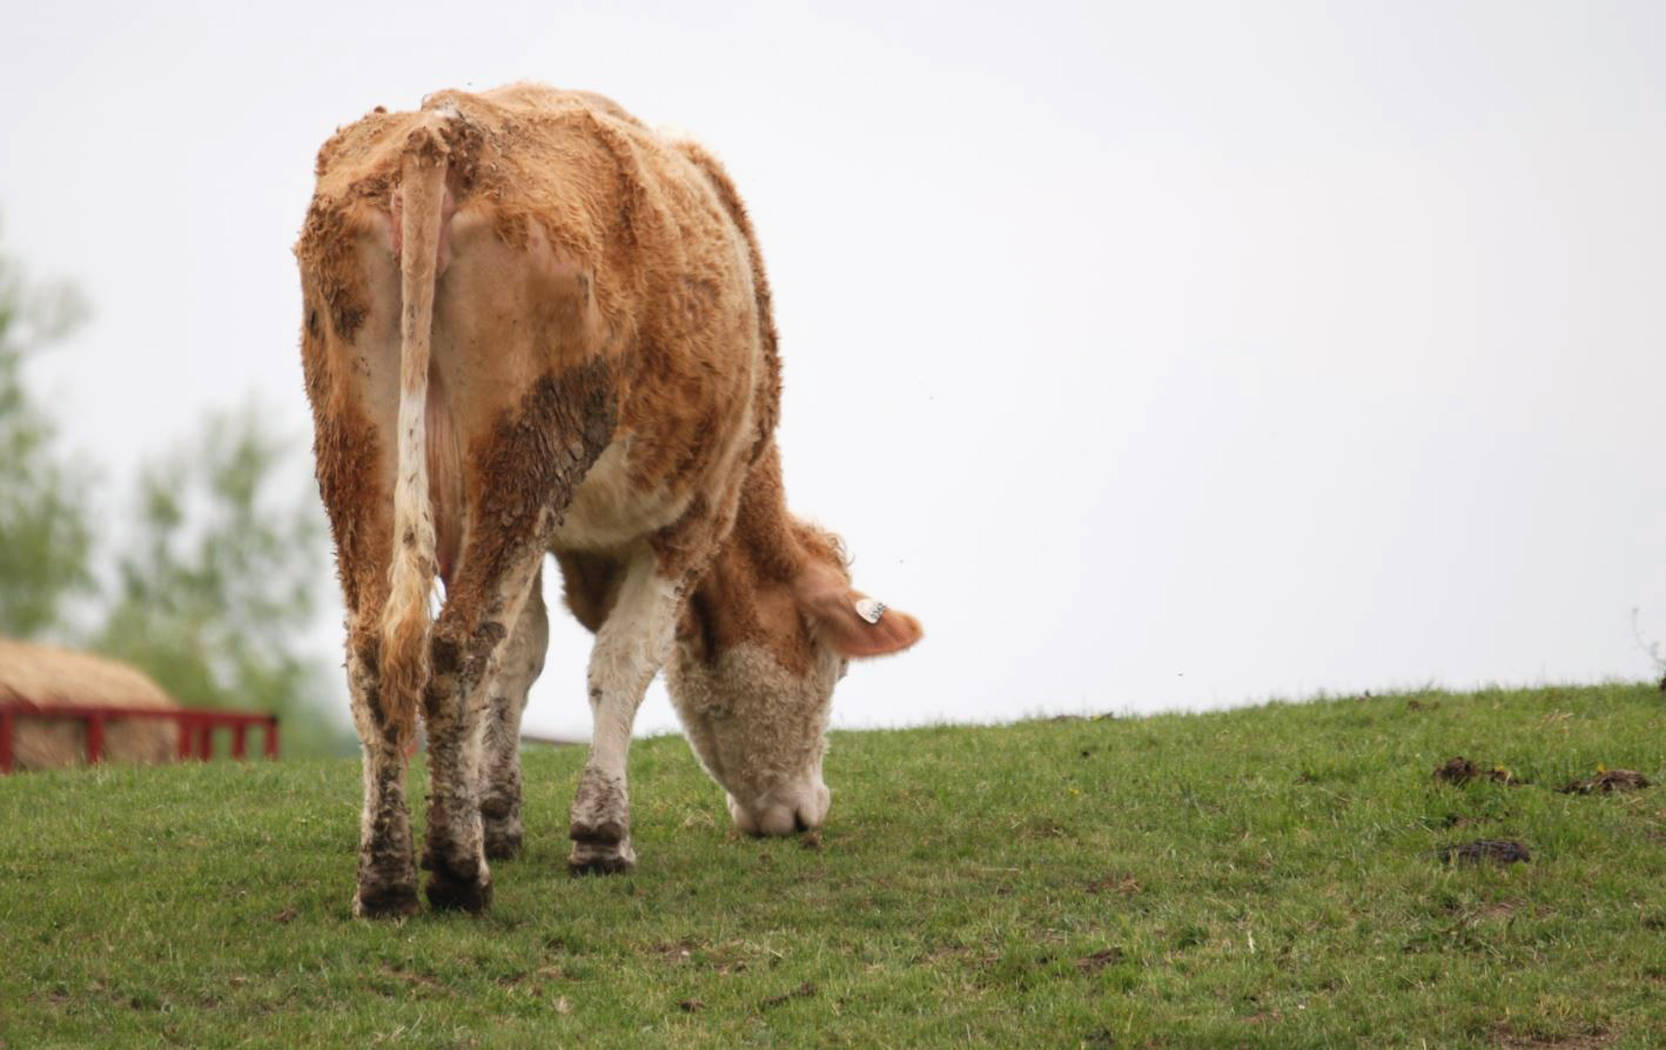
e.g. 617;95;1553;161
0;248;94;638
0;231;352;756
93;409;352;758
2;685;1664;1047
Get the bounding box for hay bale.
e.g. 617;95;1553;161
0;639;180;770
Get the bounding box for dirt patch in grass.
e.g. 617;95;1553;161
377;965;445;994
1013;814;1071;840
1086;873;1142;896
1076;948;1125;974
649;938;705;965
1560;770;1651;795
1492;1025;1614;1049
1434;757;1516;786
646;937;772;976
1438;840;1531;866
758;982;816;1010
916;942;1008;975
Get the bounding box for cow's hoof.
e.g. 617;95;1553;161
483;829;523;861
426;870;493;913
480;800;523;861
569;815;629;844
353;882;420;919
423;847;492;913
568;837;636;876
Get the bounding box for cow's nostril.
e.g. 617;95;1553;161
727;795;759;835
757;805;797;836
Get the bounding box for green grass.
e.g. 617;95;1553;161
3;684;1665;1048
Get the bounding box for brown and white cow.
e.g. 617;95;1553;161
295;84;921;916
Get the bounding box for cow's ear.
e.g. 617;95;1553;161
794;563;922;658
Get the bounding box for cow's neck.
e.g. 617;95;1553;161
718;441;804;583
677;442;811;667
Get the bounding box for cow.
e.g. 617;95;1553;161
295;84;922;917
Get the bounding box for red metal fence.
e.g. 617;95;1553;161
0;702;279;774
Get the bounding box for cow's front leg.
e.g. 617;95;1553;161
569;555;680;874
477;574;549;860
346;622;420;918
422;555;544;911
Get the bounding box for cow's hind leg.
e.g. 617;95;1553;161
477;570;550;860
346;619;420;918
422;552;545;911
569;552;681;874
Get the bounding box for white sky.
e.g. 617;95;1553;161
3;1;1664;741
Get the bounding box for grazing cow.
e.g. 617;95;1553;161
295;84;922;917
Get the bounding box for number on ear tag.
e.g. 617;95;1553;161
854;597;886;625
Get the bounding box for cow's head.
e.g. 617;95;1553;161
667;521;922;836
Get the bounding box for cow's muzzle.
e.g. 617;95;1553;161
727;779;831;837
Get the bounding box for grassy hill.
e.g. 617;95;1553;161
2;684;1664;1048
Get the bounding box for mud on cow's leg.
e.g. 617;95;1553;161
569;556;681;875
569;764;633;873
477;573;549;860
347;627;420;918
420;621;493;913
422;555;545;912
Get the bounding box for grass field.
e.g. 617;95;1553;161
3;683;1664;1048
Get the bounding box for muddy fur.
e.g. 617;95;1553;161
570;766;631;844
353;744;419;918
569;765;636;874
478;580;549;859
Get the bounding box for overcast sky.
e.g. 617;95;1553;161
3;1;1664;741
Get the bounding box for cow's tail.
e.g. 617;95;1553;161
673;140;782;450
379;126;450;743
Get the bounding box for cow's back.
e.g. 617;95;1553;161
299;85;769;561
304;83;752;359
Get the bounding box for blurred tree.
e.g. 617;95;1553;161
0;229;352;757
0;245;94;638
94;410;355;757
